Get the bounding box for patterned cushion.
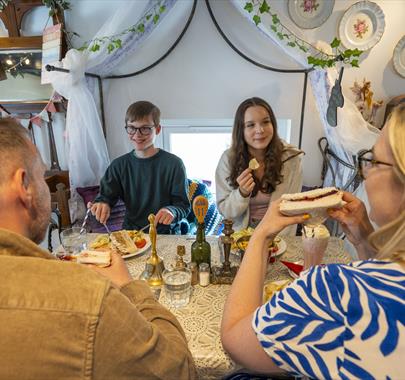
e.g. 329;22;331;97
76;186;126;233
187;179;223;235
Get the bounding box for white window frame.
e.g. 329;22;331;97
156;118;291;151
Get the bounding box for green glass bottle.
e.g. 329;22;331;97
191;222;211;267
191;195;211;267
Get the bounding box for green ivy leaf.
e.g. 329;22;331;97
352;48;362;57
153;14;160;24
137;23;145;33
330;38;341;48
299;45;309;52
107;43;115;54
113;39;122;49
277;32;284;40
287;42;296;47
343;49;354;58
146;14;152;20
253;15;261;26
159;5;166;13
77;45;87;51
351;59;359;68
272;14;280;24
90;43;100;52
244;2;253;13
259;0;270;14
327;59;335;67
307;56;316;65
270;25;277;32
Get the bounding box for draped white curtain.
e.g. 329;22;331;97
230;0;380;190
48;0;177;220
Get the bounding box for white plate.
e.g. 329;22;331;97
339;1;385;51
288;0;334;29
271;237;287;258
122;235;151;259
393;35;405;78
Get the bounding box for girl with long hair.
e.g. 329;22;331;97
215;97;304;233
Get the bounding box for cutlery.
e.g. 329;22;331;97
103;223;112;235
79;207;92;235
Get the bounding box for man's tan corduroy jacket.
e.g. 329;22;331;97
0;228;196;379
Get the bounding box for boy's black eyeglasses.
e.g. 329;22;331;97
125;125;155;136
357;149;394;179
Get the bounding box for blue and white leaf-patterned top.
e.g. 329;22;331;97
253;261;405;380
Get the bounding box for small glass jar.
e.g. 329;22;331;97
198;263;210;287
188;262;199;286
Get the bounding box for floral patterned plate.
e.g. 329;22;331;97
339;1;385;51
288;0;335;29
393;35;405;78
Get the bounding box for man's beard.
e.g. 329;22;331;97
28;187;51;244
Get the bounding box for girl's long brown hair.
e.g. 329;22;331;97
227;97;284;196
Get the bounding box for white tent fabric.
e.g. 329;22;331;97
48;0;177;221
230;0;380;190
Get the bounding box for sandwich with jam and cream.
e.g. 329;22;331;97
77;250;112;267
279;187;345;225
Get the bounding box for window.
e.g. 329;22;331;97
157;119;291;195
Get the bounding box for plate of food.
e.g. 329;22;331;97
231;228;287;259
89;230;151;259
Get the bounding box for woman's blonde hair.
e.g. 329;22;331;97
370;103;405;261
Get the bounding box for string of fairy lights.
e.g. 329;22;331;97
0;52;42;79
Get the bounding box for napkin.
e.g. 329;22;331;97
281;260;303;275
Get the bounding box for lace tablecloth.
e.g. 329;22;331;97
124;235;351;380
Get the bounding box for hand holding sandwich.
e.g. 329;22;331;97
254;198;310;240
328;191;376;259
88;251;133;288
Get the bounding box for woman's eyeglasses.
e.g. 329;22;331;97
357;149;393;179
125;125;155;136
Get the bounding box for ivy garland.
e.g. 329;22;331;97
79;1;167;54
244;0;362;68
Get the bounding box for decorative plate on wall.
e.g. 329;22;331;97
288;0;335;29
393;36;405;78
339;1;385;51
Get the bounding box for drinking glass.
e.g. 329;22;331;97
162;268;192;308
302;224;330;270
60;227;87;255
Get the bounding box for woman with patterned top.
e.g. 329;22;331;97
215;97;304;235
221;104;405;379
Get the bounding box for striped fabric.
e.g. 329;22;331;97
253;260;405;379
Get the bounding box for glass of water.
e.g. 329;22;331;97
60;227;87;255
162;268;192;308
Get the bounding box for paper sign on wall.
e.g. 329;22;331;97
41;23;62;85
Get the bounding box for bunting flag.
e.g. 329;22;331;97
46;101;57;113
30;115;46;128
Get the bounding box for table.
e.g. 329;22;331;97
124;235;351;380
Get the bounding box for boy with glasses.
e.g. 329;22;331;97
91;101;190;234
